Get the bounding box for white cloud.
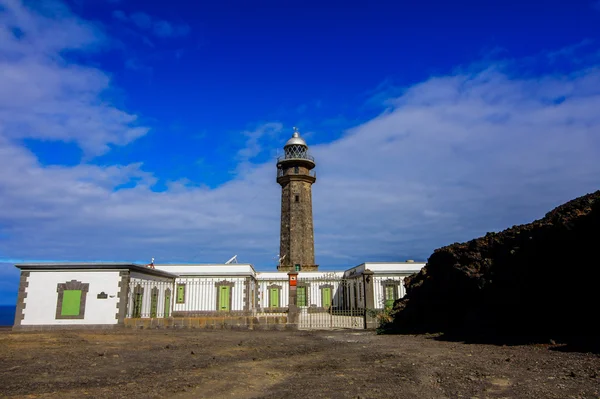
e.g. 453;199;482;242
237;122;283;163
0;0;149;156
1;0;599;272
112;9;190;38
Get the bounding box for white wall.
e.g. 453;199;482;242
22;270;121;325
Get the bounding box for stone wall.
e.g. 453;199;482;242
124;315;289;330
279;175;316;271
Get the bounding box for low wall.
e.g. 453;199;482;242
13;324;121;331
124;315;290;330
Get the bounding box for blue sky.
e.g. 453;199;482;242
0;0;600;304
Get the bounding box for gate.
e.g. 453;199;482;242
296;274;365;330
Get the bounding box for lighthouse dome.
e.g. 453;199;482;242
277;128;315;169
284;131;307;147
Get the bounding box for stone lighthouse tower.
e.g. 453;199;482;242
276;128;318;272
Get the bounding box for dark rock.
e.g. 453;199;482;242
388;190;600;350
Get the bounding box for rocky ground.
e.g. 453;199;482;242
0;328;598;398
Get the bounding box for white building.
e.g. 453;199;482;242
12;261;425;330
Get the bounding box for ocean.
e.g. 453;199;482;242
0;305;16;326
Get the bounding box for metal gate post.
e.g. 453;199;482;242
362;269;376;329
287;272;299;329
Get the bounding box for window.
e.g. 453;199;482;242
176;284;186;304
295;195;299;203
61;290;81;316
55;280;89;320
297;286;307;306
294;166;299;174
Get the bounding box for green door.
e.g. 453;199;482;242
322;287;332;308
164;290;171;318
297;286;307;307
269;288;279;308
385;286;396;309
219;286;230;311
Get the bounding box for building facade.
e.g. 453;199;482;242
12;261;425;329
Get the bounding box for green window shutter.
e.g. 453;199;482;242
133;292;143;318
322;288;331;308
150;290;158;318
176;285;185;303
61;290;82;316
269;288;279;308
385;286;395;309
164;290;171;318
219;286;230;311
297;286;306;306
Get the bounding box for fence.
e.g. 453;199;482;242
125;272;394;330
296;275;366;330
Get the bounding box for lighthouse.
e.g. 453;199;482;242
276;128;318;272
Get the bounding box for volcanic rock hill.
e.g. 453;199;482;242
389;190;600;348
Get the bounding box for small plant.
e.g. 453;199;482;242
366;300;396;334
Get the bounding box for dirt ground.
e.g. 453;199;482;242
0;328;598;399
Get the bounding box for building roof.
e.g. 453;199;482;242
153;263;256;277
284;132;308;147
14;262;178;279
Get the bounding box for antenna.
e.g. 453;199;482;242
225;255;238;264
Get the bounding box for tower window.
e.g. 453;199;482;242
294;166;299;174
295;195;299;203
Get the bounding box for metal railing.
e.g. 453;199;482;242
125;274;379;331
127;277;258;318
277;168;317;178
295;275;366;330
277;153;315;163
